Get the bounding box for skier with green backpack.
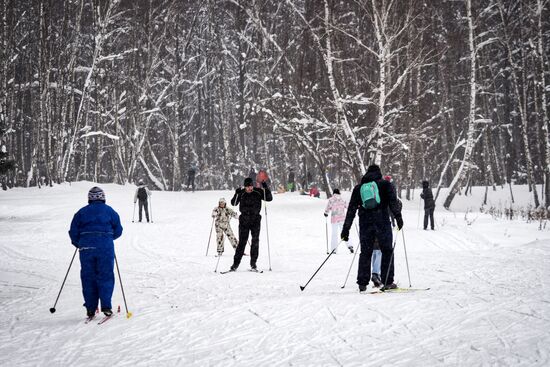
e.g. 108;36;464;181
340;164;403;292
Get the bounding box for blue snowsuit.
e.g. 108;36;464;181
69;201;123;311
341;168;402;287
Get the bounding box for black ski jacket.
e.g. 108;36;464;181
420;181;435;209
231;186;273;216
342;169;402;236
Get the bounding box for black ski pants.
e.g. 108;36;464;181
232;214;261;269
357;212;394;286
138;199;149;222
424;207;434;230
187;175;195;192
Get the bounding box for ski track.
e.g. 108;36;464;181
1;183;549;366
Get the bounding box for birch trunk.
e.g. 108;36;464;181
536;0;550;209
443;0;477;209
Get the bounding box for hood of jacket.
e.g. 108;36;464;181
361;168;382;184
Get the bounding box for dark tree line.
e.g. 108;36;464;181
0;0;549;209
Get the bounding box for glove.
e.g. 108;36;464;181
340;228;349;242
396;216;404;230
235;187;242;194
261;181;268;189
71;242;79;248
324;213;328;217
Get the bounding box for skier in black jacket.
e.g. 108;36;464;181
229;177;273;271
341;164;403;292
420;180;435;230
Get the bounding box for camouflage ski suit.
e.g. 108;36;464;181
212;206;238;253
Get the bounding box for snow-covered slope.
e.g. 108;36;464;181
1;183;549;366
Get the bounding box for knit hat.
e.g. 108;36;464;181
333;189;340;195
244;177;254;187
384;175;392;182
219;197;226;204
88;186;105;202
367;164;381;173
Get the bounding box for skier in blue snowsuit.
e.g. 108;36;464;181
69;187;123;317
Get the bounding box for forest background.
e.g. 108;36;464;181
1;0;549;210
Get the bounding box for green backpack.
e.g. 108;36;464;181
360;181;380;209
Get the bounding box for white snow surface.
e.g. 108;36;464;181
1;182;549;366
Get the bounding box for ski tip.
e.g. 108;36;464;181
126;312;133;319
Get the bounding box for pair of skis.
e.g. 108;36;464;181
220;268;264;274
366;287;430;294
84;315;113;325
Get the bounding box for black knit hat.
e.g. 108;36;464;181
333;189;340;195
244;177;254;187
88;186;105;202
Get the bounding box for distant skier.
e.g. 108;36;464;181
212;198;239;256
134;180;151;223
69;187;123;318
229;177;273;271
287;168;296;192
341;164;403;292
187;163;198;192
324;189;354;254
309;185;320;198
371;238;382;287
421;180;435;230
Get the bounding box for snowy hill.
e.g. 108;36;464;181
1;183;549;366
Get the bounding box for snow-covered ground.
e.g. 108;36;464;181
1;182;549;366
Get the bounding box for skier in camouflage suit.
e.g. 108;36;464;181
212;198;238;255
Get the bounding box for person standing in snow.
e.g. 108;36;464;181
324;189;354;254
287;168;296;192
134;180;151;223
229;177;273;271
187;163;198;192
212;198;239;256
69;187;123;318
341;164;403;292
421;180;435;230
309;185;320;198
371;238;382;287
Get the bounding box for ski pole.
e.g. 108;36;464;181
402;228;412;287
114;254;132;319
205;218;214;256
382;228;400;292
325;216;329;254
263;187;272;271
49;248;78;314
149;196;154;223
341;224;360;289
214;253;222;272
417;195;422;229
341;244;359;289
300;246;338;291
132;202;136;223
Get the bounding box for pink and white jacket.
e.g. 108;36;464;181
324;194;348;224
